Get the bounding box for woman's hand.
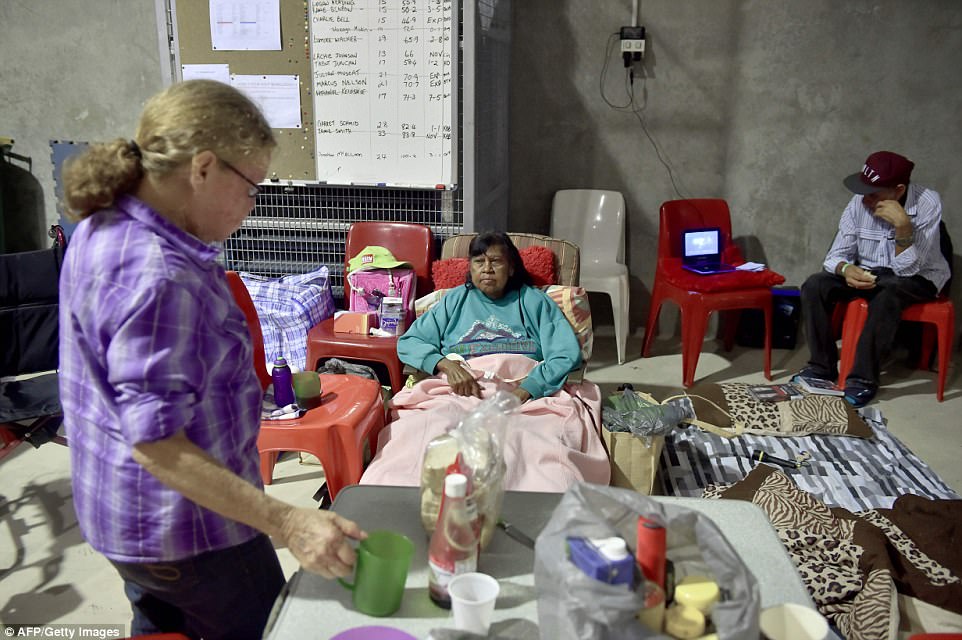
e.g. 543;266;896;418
511;387;532;403
280;508;367;579
436;358;483;398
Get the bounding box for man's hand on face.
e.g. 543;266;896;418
872;199;910;229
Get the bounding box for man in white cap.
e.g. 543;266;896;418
796;151;950;407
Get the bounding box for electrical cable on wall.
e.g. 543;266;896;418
600;32;688;199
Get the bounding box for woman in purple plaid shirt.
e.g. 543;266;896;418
59;80;367;640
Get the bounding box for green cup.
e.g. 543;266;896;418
338;530;414;617
293;371;322;409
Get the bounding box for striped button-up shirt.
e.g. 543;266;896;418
60;194;263;562
822;183;950;293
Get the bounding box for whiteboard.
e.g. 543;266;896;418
309;0;457;188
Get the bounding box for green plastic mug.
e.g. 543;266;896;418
292;371;322;409
338;530;414;617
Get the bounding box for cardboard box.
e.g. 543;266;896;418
601;429;663;495
333;311;377;335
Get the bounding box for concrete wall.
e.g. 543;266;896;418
0;0;163;251
510;0;962;333
2;1;960;338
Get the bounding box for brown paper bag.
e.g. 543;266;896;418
601;429;663;495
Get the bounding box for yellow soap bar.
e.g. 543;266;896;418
674;575;720;615
664;604;705;639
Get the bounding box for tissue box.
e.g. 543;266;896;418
333;311;377;335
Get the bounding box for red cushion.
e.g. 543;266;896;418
660;258;786;292
519;245;557;286
431;258;470;289
432;246;558;289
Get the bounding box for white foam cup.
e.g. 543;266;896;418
759;603;829;640
448;572;500;635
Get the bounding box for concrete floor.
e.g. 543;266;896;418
1;333;959;634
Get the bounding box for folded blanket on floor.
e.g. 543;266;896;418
706;465;962;639
360;353;611;492
674;382;871;438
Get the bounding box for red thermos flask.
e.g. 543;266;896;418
636;515;667;588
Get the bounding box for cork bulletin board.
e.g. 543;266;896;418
172;0;457;187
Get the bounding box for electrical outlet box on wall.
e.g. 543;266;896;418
620;25;646;57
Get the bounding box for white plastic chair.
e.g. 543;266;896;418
550;189;630;364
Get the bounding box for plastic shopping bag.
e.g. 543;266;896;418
420;391;520;549
534;482;760;640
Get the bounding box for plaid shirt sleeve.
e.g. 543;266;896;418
106;278;203;445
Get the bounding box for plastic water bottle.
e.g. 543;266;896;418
379;296;405;336
271;356;296;407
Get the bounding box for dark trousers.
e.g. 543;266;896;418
800;269;938;385
110;534;285;640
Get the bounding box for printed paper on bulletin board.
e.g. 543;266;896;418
175;0;316;181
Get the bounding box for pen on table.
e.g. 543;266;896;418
751;450;799;469
497;519;535;549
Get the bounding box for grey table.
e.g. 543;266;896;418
263;485;814;639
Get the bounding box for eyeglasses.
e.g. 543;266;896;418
219;158;261;198
470;254;507;269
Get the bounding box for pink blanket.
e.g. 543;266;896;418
360;354;611;492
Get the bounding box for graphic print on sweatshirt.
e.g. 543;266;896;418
448;314;537;358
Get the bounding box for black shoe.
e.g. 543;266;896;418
844;380;878;408
792;366;838;383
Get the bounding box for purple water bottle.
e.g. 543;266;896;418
271;356;296;407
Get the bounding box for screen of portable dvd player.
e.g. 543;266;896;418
685;230;719;257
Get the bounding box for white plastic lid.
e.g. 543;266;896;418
444;473;468;498
382;296;403;304
592;537;630;560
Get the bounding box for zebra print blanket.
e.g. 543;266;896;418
704;465;962;639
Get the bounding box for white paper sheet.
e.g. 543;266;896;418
209;0;281;51
231;74;302;129
181;64;231;84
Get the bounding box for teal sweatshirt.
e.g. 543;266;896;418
397;284;582;399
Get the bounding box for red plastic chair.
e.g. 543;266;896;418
640;199;774;387
226;271;385;499
837;296;955;401
305;222;435;393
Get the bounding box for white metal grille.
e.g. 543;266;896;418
222;185;464;297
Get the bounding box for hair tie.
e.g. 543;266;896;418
128;140;142;159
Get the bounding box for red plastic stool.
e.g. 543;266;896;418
226;271;387;501
256;373;385;499
837;296;955;401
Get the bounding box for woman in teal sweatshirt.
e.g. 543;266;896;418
398;231;581;401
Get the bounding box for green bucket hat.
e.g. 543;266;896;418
347;245;412;273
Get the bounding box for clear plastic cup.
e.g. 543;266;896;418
447;572;500;634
